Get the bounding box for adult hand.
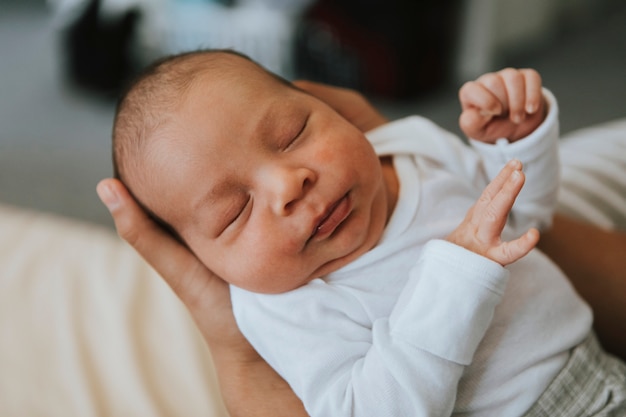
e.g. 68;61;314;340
97;178;308;417
96;179;247;353
538;214;626;361
294;80;388;132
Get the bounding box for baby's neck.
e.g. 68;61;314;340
379;156;399;225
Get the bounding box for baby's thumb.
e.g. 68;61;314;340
459;108;489;142
492;228;540;266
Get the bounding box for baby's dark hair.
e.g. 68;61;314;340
111;48;291;241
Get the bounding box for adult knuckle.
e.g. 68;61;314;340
116;219;140;246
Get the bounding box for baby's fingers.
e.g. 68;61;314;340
477;168;525;244
459;80;503;116
499;68;543;122
520;68;542;114
499;68;527;124
488;228;540;265
472;160;523;220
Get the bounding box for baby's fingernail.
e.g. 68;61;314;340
526;103;537;114
512;113;524;124
507;159;522;168
97;183;119;210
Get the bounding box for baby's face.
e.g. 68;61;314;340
137;56;390;293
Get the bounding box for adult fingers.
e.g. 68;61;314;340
294;79;387;132
96;178;227;306
293;79;360;116
293;79;346;100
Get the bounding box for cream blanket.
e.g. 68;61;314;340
0;207;228;416
0;119;624;416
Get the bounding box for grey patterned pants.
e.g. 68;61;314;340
523;333;626;417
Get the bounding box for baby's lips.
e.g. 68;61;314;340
309;194;351;241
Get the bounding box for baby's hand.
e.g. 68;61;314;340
459;68;546;143
447;159;539;266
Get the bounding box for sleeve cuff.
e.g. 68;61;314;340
389;240;509;364
469;88;559;164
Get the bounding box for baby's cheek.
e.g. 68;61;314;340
231;238;287;276
251;240;311;292
313;145;336;164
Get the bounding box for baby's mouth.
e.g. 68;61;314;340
310;193;351;241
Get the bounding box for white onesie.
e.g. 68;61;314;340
231;91;592;417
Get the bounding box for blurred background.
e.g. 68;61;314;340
1;0;625;229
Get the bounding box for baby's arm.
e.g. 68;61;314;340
458;68;560;233
233;241;509;417
447;159;540;266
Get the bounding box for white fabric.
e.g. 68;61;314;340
557;119;626;231
231;92;593;417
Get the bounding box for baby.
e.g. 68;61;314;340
112;49;626;416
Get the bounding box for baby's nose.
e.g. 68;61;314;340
265;166;315;216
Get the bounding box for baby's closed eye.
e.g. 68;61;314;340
226;196;250;227
216;195;251;237
282;115;309;151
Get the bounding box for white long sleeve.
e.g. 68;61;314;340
469;89;560;231
367;88;560;233
232;241;508;417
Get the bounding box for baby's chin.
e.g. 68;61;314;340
227;250;366;294
225;218;385;294
228;276;306;295
225;263;324;294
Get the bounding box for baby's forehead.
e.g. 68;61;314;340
140;54;298;167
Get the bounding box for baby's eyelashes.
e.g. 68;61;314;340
217;195;251;237
230;199;248;224
282;116;309;151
